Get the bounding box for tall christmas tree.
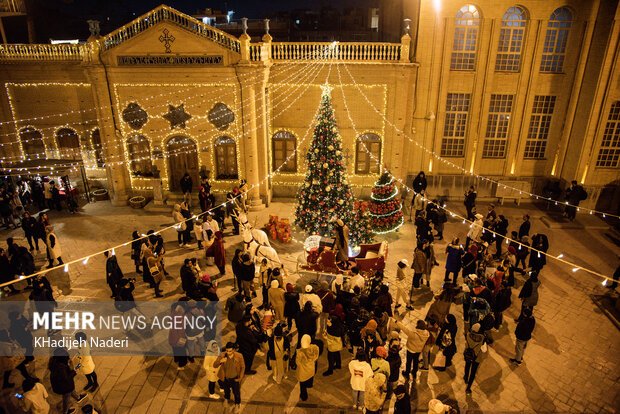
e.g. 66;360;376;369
295;84;354;236
368;172;404;233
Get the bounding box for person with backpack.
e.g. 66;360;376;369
510;307;536;365
48;348;86;413
434;314;457;371
463;323;487;394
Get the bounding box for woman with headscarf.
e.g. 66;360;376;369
461;244;478;278
323;312;345;376
169;303;188;369
204;229;226;275
364;372;387;414
297;334;319;401
360;319;381;359
412;171;427;194
267;324;290;384
333;218;350;268
466;213;484;250
435;314;457;371
45;226;63;268
231;249;243;292
296;302;318;348
143;244;163;298
268;280;286;321
172;204;187;247
202;340;221;399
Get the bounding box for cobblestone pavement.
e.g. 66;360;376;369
0;199;619;413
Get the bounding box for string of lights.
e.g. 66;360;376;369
0;61;335;290
335;62;615;284
339;63;620;220
1;51;334;178
0;48;331;148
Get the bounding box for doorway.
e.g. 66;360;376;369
166;135;199;192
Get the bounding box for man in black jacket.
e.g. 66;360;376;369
565;180;587;221
235;316;258;375
180;173;193;207
104;250;123;298
510;307;535;364
180;259;200;299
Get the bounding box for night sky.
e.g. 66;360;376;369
3;0;376;43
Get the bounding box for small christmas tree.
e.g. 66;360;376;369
348;200;375;248
295;84;354;236
368;172;404;233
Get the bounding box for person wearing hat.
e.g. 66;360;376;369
301;284;323;316
267;324;290;383
370;346;390;379
297;334;319;401
333;218;350;268
465;213;484;250
463;323;487;394
203;340;222;399
393;384;411;413
214;342;245;410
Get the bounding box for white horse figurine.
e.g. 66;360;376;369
234;210;271;248
242;227;281;265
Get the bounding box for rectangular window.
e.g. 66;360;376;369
451;27;478;70
523;96;556;159
483;94;514;158
496;27;524;71
540;26;570;72
596;101;620;168
272;138;296;172
441;93;470;157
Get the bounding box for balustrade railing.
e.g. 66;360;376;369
270;42;401;62
101;5;240;53
249;44;262;61
0;43;85;62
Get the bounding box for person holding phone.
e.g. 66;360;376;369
18;378;50;414
47;348;86;413
74;332;98;391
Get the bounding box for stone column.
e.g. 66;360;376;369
236;66;265;211
83;39;130;206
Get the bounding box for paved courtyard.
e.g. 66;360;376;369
0;198;619;413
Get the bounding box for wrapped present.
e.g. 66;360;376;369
269;228;278;239
269;214;279;225
279;218;290;226
281;234;292;243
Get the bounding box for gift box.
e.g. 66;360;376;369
269;214;279;225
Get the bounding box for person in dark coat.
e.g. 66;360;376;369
180;259;200;300
284;283;301;330
393;384;411;414
296;302;318;348
518;214;530;240
48;348;85;413
412;171;427;194
180;172;193;198
0;248;18;293
464;186;477;221
435;314;457;370
104;250;123;298
236;316;259;374
238;253;256;300
21;212;38;251
493;215;509;259
444;238;463;283
528;233;549;272
231;249;243;292
564;180;587;221
510;307;535;364
492;280;512;330
8;312;34;362
517;271;540;320
227;190;240;235
130;231;144;274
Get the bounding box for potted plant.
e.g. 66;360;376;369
92;189;109;201
129;196;147;209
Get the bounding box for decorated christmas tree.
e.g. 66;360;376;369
348;200;375;248
295;84;354;236
368;172;404;233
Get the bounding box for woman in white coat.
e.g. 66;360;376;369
74;332;98;391
45;226;63;268
202;340;221;399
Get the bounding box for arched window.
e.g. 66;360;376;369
91;129;105;167
540;7;572;73
355;133;381;174
451;4;480;70
496;6;527;72
272;131;297;172
56;128;80;160
214;136;238;179
19;127;45;159
127;135;152;175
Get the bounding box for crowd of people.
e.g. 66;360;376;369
0;172;616;414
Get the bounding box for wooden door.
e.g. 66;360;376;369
166;136;199;192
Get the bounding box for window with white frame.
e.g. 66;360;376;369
523;96;556;159
540;7;572;73
441;93;470;157
450;5;480;71
596;101;620;168
355;133;381;174
496;7;527;72
483;94;514;158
